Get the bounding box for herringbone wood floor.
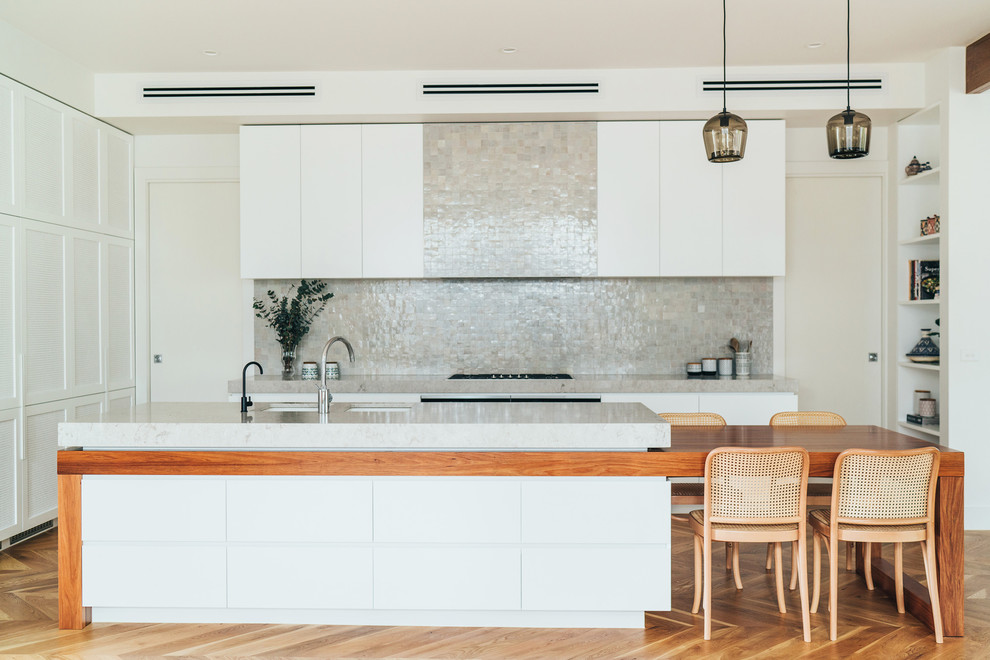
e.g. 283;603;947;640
1;525;988;658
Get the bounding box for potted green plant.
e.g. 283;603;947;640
253;280;334;377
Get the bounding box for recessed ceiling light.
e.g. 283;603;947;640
806;42;824;49
202;49;219;56
501;47;518;54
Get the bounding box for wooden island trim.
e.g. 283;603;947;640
56;425;964;636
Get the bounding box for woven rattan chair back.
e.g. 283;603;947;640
833;448;940;524
660;412;727;427
769;411;847;427
705;447;809;524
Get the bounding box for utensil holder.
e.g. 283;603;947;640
734;351;752;376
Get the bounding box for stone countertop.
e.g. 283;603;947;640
59;402;669;451
228;373;799;395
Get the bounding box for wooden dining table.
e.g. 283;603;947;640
57;424;963;635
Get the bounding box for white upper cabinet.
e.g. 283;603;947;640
597;122;660;277
300;125;363;278
240;125;301;279
0;216;16;409
104;131;133;236
0;81;15;215
22;92;65;224
70;118;101;230
362;124;424;278
659;121;723;276
721;119;785;276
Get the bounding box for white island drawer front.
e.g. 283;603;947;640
374;479;520;543
698;393;798;425
374;547;521;610
227;479;372;542
82;544;226;607
522;478;670;544
82;477;225;542
228;546;373;609
522;546;670;611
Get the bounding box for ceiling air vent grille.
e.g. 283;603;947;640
422;82;599;95
142;84;317;99
702;78;882;92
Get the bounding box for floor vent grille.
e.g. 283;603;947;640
8;520;55;546
422;82;599;96
142;85;317;99
702;78;882;92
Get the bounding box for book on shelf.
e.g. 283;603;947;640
908;259;940;300
906;413;940;426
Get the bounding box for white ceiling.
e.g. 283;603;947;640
2;0;989;74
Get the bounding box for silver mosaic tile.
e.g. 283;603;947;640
423;122;597;277
254;278;773;376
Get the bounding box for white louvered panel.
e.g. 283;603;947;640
106;133;131;233
0;221;15;403
71;119;100;226
74;401;102;420
108;388;134;413
24;405;66;521
23;96;64;220
25;227;66;399
0;81;14;212
0;415;17;535
73;236;102;389
107;242;133;387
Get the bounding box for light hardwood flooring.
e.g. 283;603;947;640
1;524;988;658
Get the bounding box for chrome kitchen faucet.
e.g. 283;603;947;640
317;336;355;414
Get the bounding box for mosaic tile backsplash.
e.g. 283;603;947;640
254;278;773;376
423;122;597;277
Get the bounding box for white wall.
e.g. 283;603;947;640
133;134;243;403
0;18;95;114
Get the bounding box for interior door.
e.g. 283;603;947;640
150;182;242;401
784;176;882;424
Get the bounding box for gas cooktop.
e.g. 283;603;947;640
448;373;573;380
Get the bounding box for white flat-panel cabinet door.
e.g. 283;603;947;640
698;392;797;425
597;121;660;277
600;393;699;414
0;217;16;410
722;119;785;276
24;223;67;403
0;81;14;214
69;118;101;231
240;125;301;278
659;121;723;276
0;409;19;541
301;125;363;278
23;399;68;527
103;131;133;237
362;124;423;278
71;233;103;395
105;238;134;391
21;92;65;225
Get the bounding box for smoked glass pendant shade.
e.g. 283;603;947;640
826;108;871;159
703;111;748;163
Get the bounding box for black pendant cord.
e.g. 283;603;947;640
846;0;851;112
722;0;728;114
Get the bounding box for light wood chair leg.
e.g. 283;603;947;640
811;531;822;614
692;533;702;614
725;542;732;570
789;540;798;591
920;539;944;643
829;536;839;641
766;542;774;571
894;542;905;613
864;543;875;591
797;532;811;643
846;541;855;571
732;542;743;590
774;542;786;613
704;532;713;640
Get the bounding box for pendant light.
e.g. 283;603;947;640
703;0;747;163
826;0;871;158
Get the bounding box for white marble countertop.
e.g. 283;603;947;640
59;402;669;451
228;373;798;395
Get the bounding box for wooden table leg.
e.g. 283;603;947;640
58;474;90;629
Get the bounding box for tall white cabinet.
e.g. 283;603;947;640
0;72;135;549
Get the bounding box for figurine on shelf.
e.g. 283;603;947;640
918;161;933;173
905;156;921;176
920;214;941;236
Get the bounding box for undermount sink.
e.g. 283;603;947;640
346;405;412;413
263;403;319;413
262;403;413;413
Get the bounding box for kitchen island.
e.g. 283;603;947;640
57;402;672;630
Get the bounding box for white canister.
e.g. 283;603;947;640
919;397;937;418
325;361;340;380
686;362;702;375
301;361;319;380
718;358;734;376
701;357;717;374
734;351;752;377
914;390;932;416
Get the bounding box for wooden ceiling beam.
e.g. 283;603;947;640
967;32;990;94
